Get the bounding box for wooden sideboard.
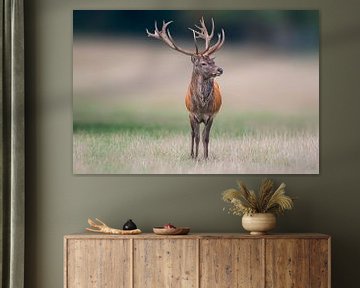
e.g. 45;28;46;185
64;233;330;288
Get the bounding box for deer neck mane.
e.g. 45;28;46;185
190;71;214;100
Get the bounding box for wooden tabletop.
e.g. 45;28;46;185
65;232;330;240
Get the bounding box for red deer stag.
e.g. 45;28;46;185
146;17;225;159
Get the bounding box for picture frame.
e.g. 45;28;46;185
73;10;319;175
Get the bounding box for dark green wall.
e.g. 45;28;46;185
24;0;360;287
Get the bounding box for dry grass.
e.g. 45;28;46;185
73;129;318;174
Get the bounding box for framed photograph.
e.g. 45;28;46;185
73;10;319;175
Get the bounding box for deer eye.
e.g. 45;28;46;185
201;62;207;66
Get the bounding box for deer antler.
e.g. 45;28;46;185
146;20;195;56
146;17;225;56
189;17;214;53
86;218;142;235
203;28;225;56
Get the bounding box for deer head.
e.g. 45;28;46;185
146;17;225;79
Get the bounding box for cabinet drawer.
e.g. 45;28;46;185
134;239;198;288
65;239;131;288
265;239;329;288
200;239;264;288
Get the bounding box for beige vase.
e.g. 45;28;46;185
242;213;276;235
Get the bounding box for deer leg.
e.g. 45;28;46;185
195;122;200;158
202;118;214;159
190;115;195;158
190;116;201;158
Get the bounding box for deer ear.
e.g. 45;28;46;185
191;55;198;64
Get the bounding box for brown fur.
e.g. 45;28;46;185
185;81;222;116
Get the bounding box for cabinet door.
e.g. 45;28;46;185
66;239;131;288
266;239;310;287
200;239;264;288
134;239;198;288
309;239;330;288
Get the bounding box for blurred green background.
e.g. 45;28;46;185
74;10;318;50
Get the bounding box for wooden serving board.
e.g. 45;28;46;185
152;227;190;235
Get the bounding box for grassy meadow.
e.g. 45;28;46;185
73;39;319;174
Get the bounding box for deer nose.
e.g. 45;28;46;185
217;68;223;75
